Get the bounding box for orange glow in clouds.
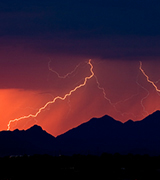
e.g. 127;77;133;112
2;58;160;136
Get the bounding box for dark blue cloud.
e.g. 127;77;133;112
0;0;160;37
0;0;160;60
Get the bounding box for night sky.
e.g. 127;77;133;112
1;0;160;136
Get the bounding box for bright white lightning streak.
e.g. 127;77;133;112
7;59;94;130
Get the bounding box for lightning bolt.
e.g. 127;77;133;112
139;61;160;93
48;60;81;78
94;69;138;118
8;60;156;131
136;75;149;116
7;59;94;130
138;61;160;115
94;75;118;110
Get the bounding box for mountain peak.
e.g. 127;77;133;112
26;124;43;133
90;114;121;124
143;110;160;124
151;110;160;116
124;119;134;124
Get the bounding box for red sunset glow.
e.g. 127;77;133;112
1;45;160;136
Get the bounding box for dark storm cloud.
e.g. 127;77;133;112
33;35;160;59
0;0;160;59
0;0;160;36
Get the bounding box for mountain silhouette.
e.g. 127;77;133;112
57;111;160;155
1;111;160;156
0;125;57;157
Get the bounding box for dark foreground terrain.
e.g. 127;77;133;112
2;111;160;157
1;153;160;180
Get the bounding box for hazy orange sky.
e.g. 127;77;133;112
1;0;160;136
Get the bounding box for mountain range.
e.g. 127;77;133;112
1;111;160;156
